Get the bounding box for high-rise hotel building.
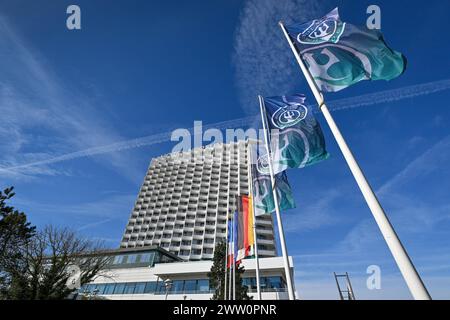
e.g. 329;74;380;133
79;141;295;300
120;141;277;261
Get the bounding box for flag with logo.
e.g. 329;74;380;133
285;7;407;92
250;144;296;216
263;94;329;174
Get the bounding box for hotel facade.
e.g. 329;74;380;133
80;142;295;300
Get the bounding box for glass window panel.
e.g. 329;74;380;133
144;281;157;294
113;255;122;264
113;283;126;294
260;277;268;289
140;253;152;263
124;283;136;294
135;254;142;263
172;280;184;294
127;255;137;264
197;279;209;293
184;280;196;293
104;284;115;295
95;284;106;295
78;285;87;294
83;284;94;293
156;280;166;294
134;283;145;294
251;277;257;289
266;276;282;289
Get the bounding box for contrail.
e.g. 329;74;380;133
324;78;450;112
1;79;449;173
0;117;257;172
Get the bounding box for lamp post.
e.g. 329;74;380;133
164;278;173;301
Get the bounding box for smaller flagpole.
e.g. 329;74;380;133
279;21;431;300
228;145;233;300
224;143;232;301
228;212;233;300
247;140;262;300
232;207;236;300
223;210;228;300
259;95;295;300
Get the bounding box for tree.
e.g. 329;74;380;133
0;187;110;299
5;225;110;300
0;187;36;297
208;241;251;300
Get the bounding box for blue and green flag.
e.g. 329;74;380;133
263;94;329;174
250;145;296;216
285;7;407;92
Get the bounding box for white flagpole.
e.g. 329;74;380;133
232;207;236;300
228;211;233;300
224;143;232;300
279;21;431;300
227;144;234;300
247;141;262;300
223;210;228;300
259;96;295;300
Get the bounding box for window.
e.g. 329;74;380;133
78;284;89;294
242;278;256;290
127;254;137;264
139;252;154;263
144;281;157;294
95;284;106;295
266;276;283;289
124;283;136;294
112;255;122;264
184;280;196;293
113;283;126;294
172;280;184;294
197;279;210;293
134;283;146;294
104;284;115;295
156;280;166;294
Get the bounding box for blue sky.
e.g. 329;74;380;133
1;0;450;299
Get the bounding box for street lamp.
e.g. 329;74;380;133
164;278;173;300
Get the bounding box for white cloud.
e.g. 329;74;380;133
232;0;323;114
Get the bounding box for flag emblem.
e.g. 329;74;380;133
256;153;270;175
296;12;345;45
270;97;307;129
